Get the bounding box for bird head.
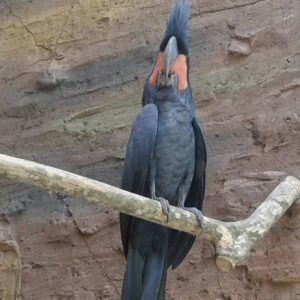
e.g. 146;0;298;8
149;0;190;91
149;36;188;91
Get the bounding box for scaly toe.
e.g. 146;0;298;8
157;197;170;222
184;207;204;228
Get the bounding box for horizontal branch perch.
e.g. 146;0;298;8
0;153;299;272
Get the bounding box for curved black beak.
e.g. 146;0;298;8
164;36;179;82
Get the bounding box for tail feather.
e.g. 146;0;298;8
121;222;169;300
157;265;168;300
121;243;145;300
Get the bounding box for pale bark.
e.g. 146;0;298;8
0;153;299;272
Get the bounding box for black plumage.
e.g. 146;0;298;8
120;1;206;299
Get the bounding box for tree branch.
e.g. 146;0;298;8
0;153;299;272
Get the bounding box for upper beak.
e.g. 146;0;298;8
164;36;179;83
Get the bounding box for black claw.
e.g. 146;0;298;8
156;197;170;223
184;207;203;228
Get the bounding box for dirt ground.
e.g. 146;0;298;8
0;0;300;299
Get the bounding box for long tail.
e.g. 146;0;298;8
121;223;169;300
160;0;191;54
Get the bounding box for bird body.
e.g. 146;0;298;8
152;87;195;205
120;1;206;299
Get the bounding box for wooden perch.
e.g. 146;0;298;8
0;153;299;272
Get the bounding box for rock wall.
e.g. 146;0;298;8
0;219;21;300
0;0;299;299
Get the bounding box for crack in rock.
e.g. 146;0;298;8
3;0;75;60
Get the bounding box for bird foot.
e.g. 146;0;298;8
155;197;170;223
184;207;204;228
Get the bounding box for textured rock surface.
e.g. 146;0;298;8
0;219;21;300
0;0;299;299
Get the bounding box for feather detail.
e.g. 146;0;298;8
160;0;191;55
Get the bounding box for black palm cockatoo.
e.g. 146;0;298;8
120;0;207;299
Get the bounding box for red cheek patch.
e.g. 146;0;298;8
149;53;188;91
171;55;188;91
150;52;164;86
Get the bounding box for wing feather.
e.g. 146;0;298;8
120;104;158;256
168;117;207;268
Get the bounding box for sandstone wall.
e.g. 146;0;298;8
0;0;299;299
